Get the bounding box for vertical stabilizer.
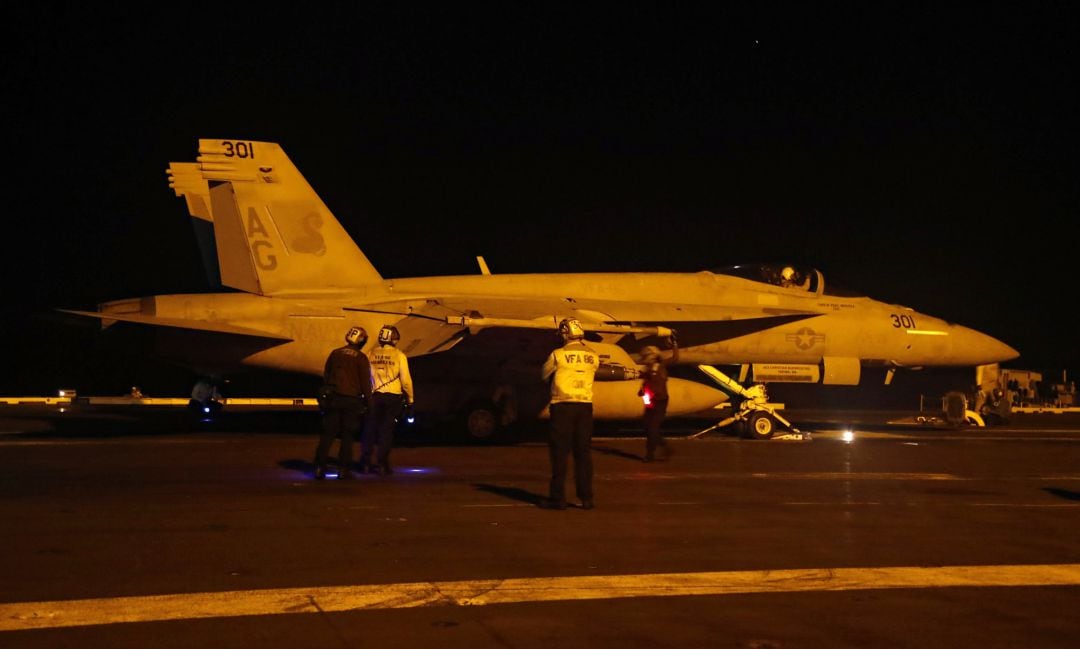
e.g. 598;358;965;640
167;162;222;287
167;139;382;295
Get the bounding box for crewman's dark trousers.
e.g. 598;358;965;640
548;402;594;504
643;398;670;460
316;396;366;472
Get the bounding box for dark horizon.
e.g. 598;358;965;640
3;5;1076;396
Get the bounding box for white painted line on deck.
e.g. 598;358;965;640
2;563;1079;632
969;503;1080;508
750;472;960;480
780;501;1080;508
0;439;228;447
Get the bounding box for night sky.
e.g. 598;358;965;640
3;5;1077;396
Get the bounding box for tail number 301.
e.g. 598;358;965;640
222;141;255;159
890;314;917;329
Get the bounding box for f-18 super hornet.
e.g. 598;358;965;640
61;139;1018;440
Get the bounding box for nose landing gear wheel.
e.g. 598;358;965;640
742;411;776;440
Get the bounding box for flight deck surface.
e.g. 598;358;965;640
1;407;1078;647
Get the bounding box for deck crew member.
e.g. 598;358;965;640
540;317;600;510
360;324;414;475
638;333;679;462
315;326;372;480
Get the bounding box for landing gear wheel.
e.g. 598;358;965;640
463;399;499;442
743;412;776;440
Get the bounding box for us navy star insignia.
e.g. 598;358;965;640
787;327;825;350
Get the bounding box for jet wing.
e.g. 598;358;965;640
342;295;821;356
435;295;820;348
57;309;293;341
343;299;474;356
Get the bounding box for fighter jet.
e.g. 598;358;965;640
61;139;1018;439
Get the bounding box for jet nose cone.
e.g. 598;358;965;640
958;326;1019;365
993;339;1020;363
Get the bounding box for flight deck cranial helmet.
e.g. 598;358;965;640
558;317;585;341
640;345;661;363
345;326;367;346
378;324;401;346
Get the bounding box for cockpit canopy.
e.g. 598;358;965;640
710;263;865;297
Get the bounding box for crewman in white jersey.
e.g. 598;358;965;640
539;317;600;510
359;324;414;475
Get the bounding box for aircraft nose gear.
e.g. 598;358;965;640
692;365;810;441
